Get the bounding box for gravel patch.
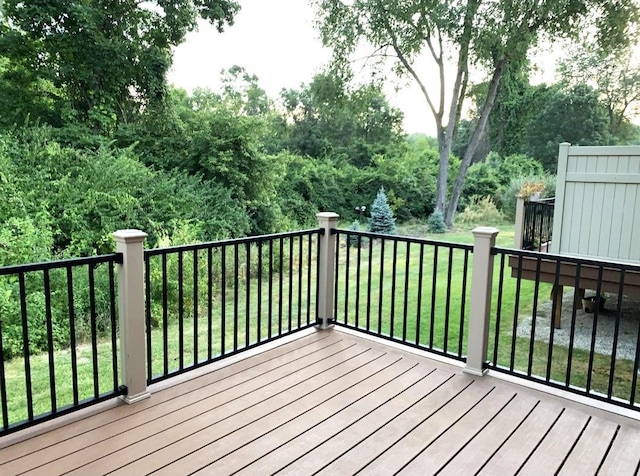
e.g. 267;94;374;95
517;292;640;362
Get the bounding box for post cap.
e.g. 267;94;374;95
316;212;340;220
112;229;148;243
472;227;500;238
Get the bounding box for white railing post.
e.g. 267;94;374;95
464;227;499;377
317;212;339;329
514;197;525;249
113;229;150;403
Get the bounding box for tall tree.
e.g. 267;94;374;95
558;42;640;139
0;0;239;132
312;0;638;226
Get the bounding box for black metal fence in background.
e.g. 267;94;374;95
332;229;473;362
0;255;123;437
522;199;554;251
143;229;320;384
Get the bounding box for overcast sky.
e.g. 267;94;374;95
168;1;562;136
168;0;441;134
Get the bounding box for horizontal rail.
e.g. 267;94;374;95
0;254;122;276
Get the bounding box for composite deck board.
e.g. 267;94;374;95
477;401;564;474
0;330;336;468
598;426;640;475
234;368;454;476
2;328;640;476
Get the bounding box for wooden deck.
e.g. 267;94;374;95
2;328;640;475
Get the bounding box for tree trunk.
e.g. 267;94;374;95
445;58;507;227
435;125;448;213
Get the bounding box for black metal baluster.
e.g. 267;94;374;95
162;253;169;375
278;237;284;335
608;270;626;399
297;236;303;329
43;269;57;412
207;248;213;360
67;267;79;406
0;302;8;430
377;239;385;334
288;237;293;331
234;243;239;351
268;240;273;339
344;233;351;325
366;238;373;331
145;257;152;381
246;243;251;346
355;234;362;329
492;253;506;365
402;242;410;343
88;266;99;398
545;258;562;382
108;262;118;392
389;240;398;337
586;265;605;393
178;251;184;370
221;246;227;355
511;255;524;372
334;233;340;324
527;256;543;377
458;249;470;358
193;250;199;365
429;246;438;349
566;264;582;387
257;241;263;342
444;248;453;354
306;235;313;326
19;273;33;420
415;243;425;346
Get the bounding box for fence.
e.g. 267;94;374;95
144;229;320;384
522;199;554;251
3;215;640;437
0;254;123;436
332;229;472;361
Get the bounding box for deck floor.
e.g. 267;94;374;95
2;328;640;475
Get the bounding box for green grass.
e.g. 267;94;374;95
2;222;639;429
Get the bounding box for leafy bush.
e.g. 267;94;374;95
368;187;397;235
455;196;503;226
426;209;447;233
499;174;556;219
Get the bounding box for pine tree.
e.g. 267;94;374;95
368;187;397;234
427;208;447;233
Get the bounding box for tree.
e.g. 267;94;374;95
527;84;611;171
278;72;405;166
558;42;640;139
368;187;397;234
0;0;239;132
312;0;638;226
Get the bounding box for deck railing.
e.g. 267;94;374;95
332;229;472;361
2;213;639;438
521;199;554;251
489;247;640;411
144;229;320;384
0;254;123;436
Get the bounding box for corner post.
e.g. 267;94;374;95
464;227;499;377
317;212;339;329
113;229;150;403
514;197;525;249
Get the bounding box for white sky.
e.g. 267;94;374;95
168;1;559;136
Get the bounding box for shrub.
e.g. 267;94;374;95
499;174;556;219
455;196;503;226
368;187;397;235
426;208;447;234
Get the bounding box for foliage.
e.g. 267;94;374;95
527;84;612;171
499;174;557;220
312;0;636;227
347;220;363;248
0;0;239;132
368;188;397;235
426;209;447;234
455;196;503;227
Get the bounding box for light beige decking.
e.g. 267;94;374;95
2;328;640;475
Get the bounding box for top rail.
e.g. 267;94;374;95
0;253;123;276
334;229;474;252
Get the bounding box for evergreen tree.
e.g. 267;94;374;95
368;187;397;235
427;209;447;234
